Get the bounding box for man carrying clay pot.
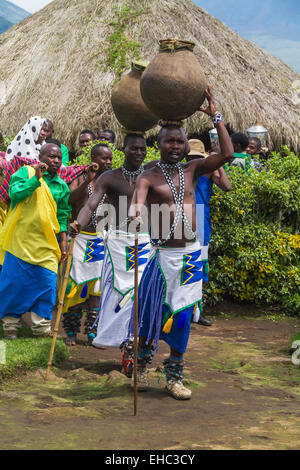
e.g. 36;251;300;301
128;87;234;400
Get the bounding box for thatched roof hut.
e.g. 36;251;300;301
0;0;299;152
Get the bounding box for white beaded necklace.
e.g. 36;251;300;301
153;162;196;246
121;164;144;186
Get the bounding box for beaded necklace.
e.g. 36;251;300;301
116;165;144;228
121;164;144;186
153;162;196;246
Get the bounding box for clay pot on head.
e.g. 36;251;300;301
140;39;208;121
111;61;158;133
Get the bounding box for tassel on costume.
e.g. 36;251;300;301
66;281;72;295
93;279;100;294
163;314;174;334
67;286;78;299
178;311;187;329
115;291;132;313
81;283;88;299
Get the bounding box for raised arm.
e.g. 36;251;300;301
68;163;99;205
69;170;110;236
9;163;48;208
191;87;234;178
211;167;232;192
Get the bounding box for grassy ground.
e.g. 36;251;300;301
0;324;69;382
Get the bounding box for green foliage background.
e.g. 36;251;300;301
206;147;300;314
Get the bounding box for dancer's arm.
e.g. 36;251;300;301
129;174;151;227
68;163;99;205
69;171;109;236
189;87;233;178
212;167;232;192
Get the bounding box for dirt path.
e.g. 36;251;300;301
1;309;300;450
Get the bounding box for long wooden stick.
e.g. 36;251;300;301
45;234;76;381
133;233;139;416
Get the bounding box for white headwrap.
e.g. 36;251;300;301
5;116;47;161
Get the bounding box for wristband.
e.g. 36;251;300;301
213;112;223;126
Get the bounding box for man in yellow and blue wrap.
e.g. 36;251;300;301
0;143;71;339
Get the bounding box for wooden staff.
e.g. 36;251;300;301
133;231;139;416
45;225;77;381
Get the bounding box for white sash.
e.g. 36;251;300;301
156;240;203;313
106;230;151;295
69;232;105;285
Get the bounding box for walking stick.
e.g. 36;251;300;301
133;230;139;416
45;224;77;381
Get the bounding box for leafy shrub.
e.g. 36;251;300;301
103;2;146;82
206;147;300;314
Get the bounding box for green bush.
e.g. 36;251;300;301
206;147;300;314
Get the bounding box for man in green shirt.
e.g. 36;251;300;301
0;143;71;339
230;133;251;172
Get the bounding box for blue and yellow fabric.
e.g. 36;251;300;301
0;165;70;320
129;241;203;354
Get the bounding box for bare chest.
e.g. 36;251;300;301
148;168;195;207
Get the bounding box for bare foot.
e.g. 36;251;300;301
65;335;76;346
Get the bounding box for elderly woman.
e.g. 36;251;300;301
5;116;48;161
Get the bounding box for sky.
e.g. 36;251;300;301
194;0;300;74
9;0;52;13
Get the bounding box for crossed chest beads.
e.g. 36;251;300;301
153;162;197;247
84;175;106;231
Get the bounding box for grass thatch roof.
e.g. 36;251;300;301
0;0;299;152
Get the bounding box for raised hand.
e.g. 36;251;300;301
199;86;217;117
68;221;80;239
87;163;99;182
35;162;48;179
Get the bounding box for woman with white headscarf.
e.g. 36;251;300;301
5;116;48;161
